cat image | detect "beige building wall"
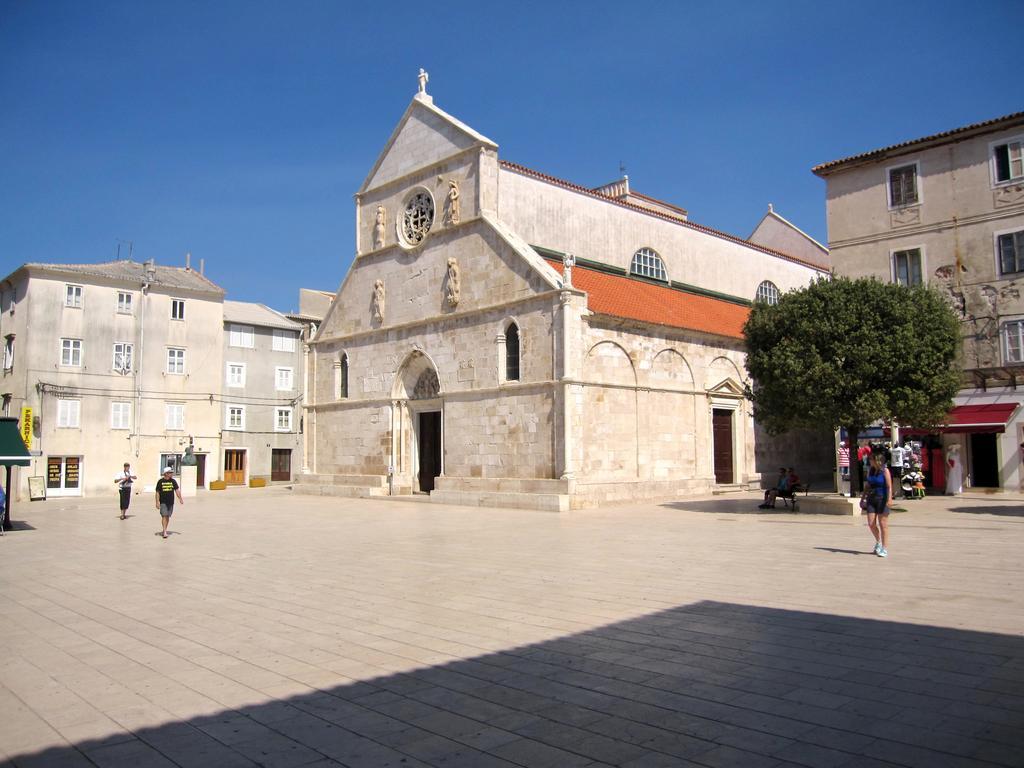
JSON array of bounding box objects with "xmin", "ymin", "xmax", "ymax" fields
[
  {"xmin": 497, "ymin": 167, "xmax": 821, "ymax": 304},
  {"xmin": 816, "ymin": 113, "xmax": 1024, "ymax": 490},
  {"xmin": 222, "ymin": 307, "xmax": 304, "ymax": 485},
  {"xmin": 748, "ymin": 206, "xmax": 831, "ymax": 270},
  {"xmin": 0, "ymin": 264, "xmax": 225, "ymax": 499}
]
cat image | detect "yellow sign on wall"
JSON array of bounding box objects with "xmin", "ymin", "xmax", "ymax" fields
[{"xmin": 20, "ymin": 406, "xmax": 32, "ymax": 450}]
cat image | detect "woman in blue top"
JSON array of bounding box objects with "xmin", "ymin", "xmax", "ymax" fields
[{"xmin": 862, "ymin": 450, "xmax": 893, "ymax": 557}]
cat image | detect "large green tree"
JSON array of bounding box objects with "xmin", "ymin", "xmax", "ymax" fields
[{"xmin": 743, "ymin": 276, "xmax": 961, "ymax": 492}]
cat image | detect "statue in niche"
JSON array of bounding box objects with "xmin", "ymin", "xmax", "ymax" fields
[
  {"xmin": 443, "ymin": 179, "xmax": 460, "ymax": 226},
  {"xmin": 372, "ymin": 279, "xmax": 385, "ymax": 324},
  {"xmin": 373, "ymin": 205, "xmax": 386, "ymax": 250},
  {"xmin": 562, "ymin": 252, "xmax": 576, "ymax": 288},
  {"xmin": 446, "ymin": 257, "xmax": 461, "ymax": 307}
]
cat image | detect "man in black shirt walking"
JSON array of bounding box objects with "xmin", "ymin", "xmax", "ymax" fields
[{"xmin": 155, "ymin": 466, "xmax": 184, "ymax": 539}]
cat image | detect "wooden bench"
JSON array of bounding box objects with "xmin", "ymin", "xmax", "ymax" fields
[{"xmin": 779, "ymin": 483, "xmax": 811, "ymax": 510}]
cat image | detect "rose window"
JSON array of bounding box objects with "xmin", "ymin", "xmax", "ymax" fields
[{"xmin": 402, "ymin": 191, "xmax": 434, "ymax": 246}]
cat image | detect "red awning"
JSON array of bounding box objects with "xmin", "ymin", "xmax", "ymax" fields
[
  {"xmin": 943, "ymin": 403, "xmax": 1018, "ymax": 433},
  {"xmin": 905, "ymin": 403, "xmax": 1019, "ymax": 435}
]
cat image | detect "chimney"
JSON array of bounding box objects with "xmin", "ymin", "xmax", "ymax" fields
[
  {"xmin": 145, "ymin": 259, "xmax": 156, "ymax": 281},
  {"xmin": 199, "ymin": 258, "xmax": 205, "ymax": 276},
  {"xmin": 185, "ymin": 251, "xmax": 192, "ymax": 271}
]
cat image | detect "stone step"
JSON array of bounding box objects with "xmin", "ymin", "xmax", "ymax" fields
[
  {"xmin": 433, "ymin": 476, "xmax": 569, "ymax": 494},
  {"xmin": 429, "ymin": 489, "xmax": 569, "ymax": 513},
  {"xmin": 291, "ymin": 484, "xmax": 388, "ymax": 498},
  {"xmin": 295, "ymin": 473, "xmax": 386, "ymax": 488}
]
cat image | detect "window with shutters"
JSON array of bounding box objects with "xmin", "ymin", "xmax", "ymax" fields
[
  {"xmin": 993, "ymin": 138, "xmax": 1024, "ymax": 184},
  {"xmin": 887, "ymin": 163, "xmax": 919, "ymax": 208}
]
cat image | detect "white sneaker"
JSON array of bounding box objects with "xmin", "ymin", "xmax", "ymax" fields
[
  {"xmin": 877, "ymin": 547, "xmax": 888, "ymax": 558},
  {"xmin": 873, "ymin": 542, "xmax": 881, "ymax": 555}
]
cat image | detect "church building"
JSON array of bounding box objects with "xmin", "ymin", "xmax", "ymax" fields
[{"xmin": 299, "ymin": 75, "xmax": 829, "ymax": 510}]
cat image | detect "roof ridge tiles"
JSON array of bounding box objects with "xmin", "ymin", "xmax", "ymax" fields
[{"xmin": 813, "ymin": 110, "xmax": 1024, "ymax": 174}]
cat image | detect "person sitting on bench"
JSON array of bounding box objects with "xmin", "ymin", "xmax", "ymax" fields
[{"xmin": 760, "ymin": 467, "xmax": 789, "ymax": 508}]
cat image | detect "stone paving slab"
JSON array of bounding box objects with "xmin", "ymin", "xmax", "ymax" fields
[{"xmin": 0, "ymin": 488, "xmax": 1022, "ymax": 767}]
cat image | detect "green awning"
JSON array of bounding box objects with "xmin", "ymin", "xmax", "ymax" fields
[{"xmin": 0, "ymin": 417, "xmax": 31, "ymax": 466}]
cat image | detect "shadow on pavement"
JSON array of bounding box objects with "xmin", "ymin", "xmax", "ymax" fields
[
  {"xmin": 950, "ymin": 504, "xmax": 1024, "ymax": 518},
  {"xmin": 659, "ymin": 499, "xmax": 792, "ymax": 515},
  {"xmin": 813, "ymin": 547, "xmax": 870, "ymax": 556},
  {"xmin": 8, "ymin": 601, "xmax": 1024, "ymax": 767}
]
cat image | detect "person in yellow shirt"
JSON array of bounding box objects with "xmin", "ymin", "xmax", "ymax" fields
[{"xmin": 154, "ymin": 466, "xmax": 184, "ymax": 539}]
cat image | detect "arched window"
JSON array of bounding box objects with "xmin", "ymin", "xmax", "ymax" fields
[
  {"xmin": 630, "ymin": 247, "xmax": 667, "ymax": 281},
  {"xmin": 755, "ymin": 280, "xmax": 780, "ymax": 305},
  {"xmin": 338, "ymin": 353, "xmax": 349, "ymax": 398},
  {"xmin": 505, "ymin": 323, "xmax": 520, "ymax": 381}
]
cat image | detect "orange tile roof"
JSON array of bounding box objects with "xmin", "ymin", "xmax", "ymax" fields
[{"xmin": 545, "ymin": 257, "xmax": 750, "ymax": 339}]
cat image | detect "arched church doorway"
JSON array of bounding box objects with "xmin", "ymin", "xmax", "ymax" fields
[{"xmin": 393, "ymin": 352, "xmax": 443, "ymax": 494}]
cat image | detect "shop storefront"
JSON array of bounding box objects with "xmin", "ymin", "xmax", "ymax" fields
[{"xmin": 46, "ymin": 455, "xmax": 82, "ymax": 497}]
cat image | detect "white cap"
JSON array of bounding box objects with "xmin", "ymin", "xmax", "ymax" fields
[{"xmin": 163, "ymin": 466, "xmax": 174, "ymax": 473}]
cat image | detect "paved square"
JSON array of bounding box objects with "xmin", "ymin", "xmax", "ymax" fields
[{"xmin": 1, "ymin": 489, "xmax": 1022, "ymax": 767}]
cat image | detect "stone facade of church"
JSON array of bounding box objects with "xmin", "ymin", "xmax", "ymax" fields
[{"xmin": 298, "ymin": 82, "xmax": 830, "ymax": 509}]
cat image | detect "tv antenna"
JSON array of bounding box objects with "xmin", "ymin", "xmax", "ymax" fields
[{"xmin": 116, "ymin": 239, "xmax": 134, "ymax": 260}]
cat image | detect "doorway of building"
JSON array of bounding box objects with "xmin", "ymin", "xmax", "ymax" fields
[
  {"xmin": 195, "ymin": 454, "xmax": 206, "ymax": 487},
  {"xmin": 969, "ymin": 433, "xmax": 999, "ymax": 487},
  {"xmin": 224, "ymin": 449, "xmax": 246, "ymax": 485},
  {"xmin": 271, "ymin": 449, "xmax": 292, "ymax": 481},
  {"xmin": 712, "ymin": 409, "xmax": 734, "ymax": 484},
  {"xmin": 417, "ymin": 411, "xmax": 442, "ymax": 492}
]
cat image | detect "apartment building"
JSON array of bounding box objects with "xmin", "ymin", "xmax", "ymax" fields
[
  {"xmin": 813, "ymin": 111, "xmax": 1024, "ymax": 490},
  {"xmin": 0, "ymin": 258, "xmax": 225, "ymax": 498},
  {"xmin": 221, "ymin": 301, "xmax": 304, "ymax": 484}
]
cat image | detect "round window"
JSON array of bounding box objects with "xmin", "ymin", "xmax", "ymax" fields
[{"xmin": 400, "ymin": 190, "xmax": 435, "ymax": 247}]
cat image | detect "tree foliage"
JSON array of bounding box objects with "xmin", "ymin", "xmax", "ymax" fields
[{"xmin": 743, "ymin": 277, "xmax": 961, "ymax": 438}]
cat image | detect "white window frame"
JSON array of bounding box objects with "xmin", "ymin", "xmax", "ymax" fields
[
  {"xmin": 57, "ymin": 399, "xmax": 80, "ymax": 428},
  {"xmin": 891, "ymin": 245, "xmax": 925, "ymax": 287},
  {"xmin": 275, "ymin": 407, "xmax": 293, "ymax": 432},
  {"xmin": 226, "ymin": 362, "xmax": 246, "ymax": 388},
  {"xmin": 61, "ymin": 338, "xmax": 83, "ymax": 367},
  {"xmin": 65, "ymin": 284, "xmax": 83, "ymax": 308},
  {"xmin": 885, "ymin": 161, "xmax": 921, "ymax": 209},
  {"xmin": 117, "ymin": 291, "xmax": 133, "ymax": 314},
  {"xmin": 275, "ymin": 366, "xmax": 294, "ymax": 391},
  {"xmin": 1004, "ymin": 317, "xmax": 1024, "ymax": 365},
  {"xmin": 994, "ymin": 226, "xmax": 1024, "ymax": 276},
  {"xmin": 166, "ymin": 347, "xmax": 185, "ymax": 375},
  {"xmin": 110, "ymin": 401, "xmax": 131, "ymax": 430},
  {"xmin": 165, "ymin": 402, "xmax": 184, "ymax": 430},
  {"xmin": 630, "ymin": 247, "xmax": 668, "ymax": 281},
  {"xmin": 112, "ymin": 342, "xmax": 133, "ymax": 374},
  {"xmin": 226, "ymin": 405, "xmax": 246, "ymax": 431},
  {"xmin": 3, "ymin": 334, "xmax": 13, "ymax": 371},
  {"xmin": 272, "ymin": 328, "xmax": 297, "ymax": 352},
  {"xmin": 755, "ymin": 281, "xmax": 780, "ymax": 304},
  {"xmin": 171, "ymin": 298, "xmax": 185, "ymax": 321},
  {"xmin": 990, "ymin": 135, "xmax": 1024, "ymax": 187},
  {"xmin": 229, "ymin": 323, "xmax": 255, "ymax": 348}
]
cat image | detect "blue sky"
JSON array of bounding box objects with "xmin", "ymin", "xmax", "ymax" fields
[{"xmin": 1, "ymin": 0, "xmax": 1020, "ymax": 311}]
